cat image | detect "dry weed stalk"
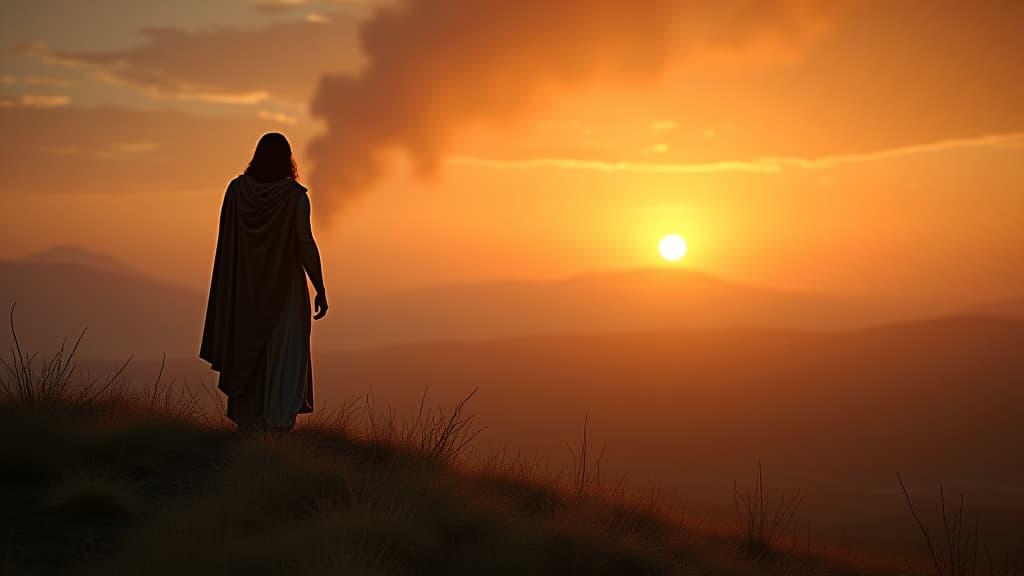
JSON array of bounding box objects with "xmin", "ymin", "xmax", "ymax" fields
[
  {"xmin": 362, "ymin": 387, "xmax": 484, "ymax": 464},
  {"xmin": 1, "ymin": 303, "xmax": 130, "ymax": 405},
  {"xmin": 733, "ymin": 461, "xmax": 803, "ymax": 560},
  {"xmin": 567, "ymin": 414, "xmax": 605, "ymax": 497},
  {"xmin": 897, "ymin": 473, "xmax": 980, "ymax": 576}
]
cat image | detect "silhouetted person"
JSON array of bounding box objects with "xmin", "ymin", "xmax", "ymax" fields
[{"xmin": 200, "ymin": 132, "xmax": 327, "ymax": 433}]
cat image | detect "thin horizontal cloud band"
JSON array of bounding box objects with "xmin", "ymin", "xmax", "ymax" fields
[{"xmin": 447, "ymin": 132, "xmax": 1024, "ymax": 175}]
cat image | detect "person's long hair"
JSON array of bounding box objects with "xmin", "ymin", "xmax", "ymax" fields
[{"xmin": 245, "ymin": 132, "xmax": 298, "ymax": 182}]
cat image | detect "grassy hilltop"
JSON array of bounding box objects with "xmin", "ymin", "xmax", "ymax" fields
[
  {"xmin": 0, "ymin": 401, "xmax": 895, "ymax": 576},
  {"xmin": 0, "ymin": 323, "xmax": 1001, "ymax": 576}
]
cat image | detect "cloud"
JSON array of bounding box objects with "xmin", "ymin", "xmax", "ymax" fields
[
  {"xmin": 649, "ymin": 120, "xmax": 677, "ymax": 134},
  {"xmin": 24, "ymin": 76, "xmax": 75, "ymax": 87},
  {"xmin": 447, "ymin": 155, "xmax": 780, "ymax": 175},
  {"xmin": 254, "ymin": 0, "xmax": 311, "ymax": 12},
  {"xmin": 760, "ymin": 132, "xmax": 1024, "ymax": 171},
  {"xmin": 446, "ymin": 132, "xmax": 1024, "ymax": 175},
  {"xmin": 0, "ymin": 94, "xmax": 71, "ymax": 108},
  {"xmin": 254, "ymin": 0, "xmax": 388, "ymax": 13},
  {"xmin": 307, "ymin": 0, "xmax": 844, "ymax": 222},
  {"xmin": 111, "ymin": 141, "xmax": 160, "ymax": 154},
  {"xmin": 0, "ymin": 106, "xmax": 314, "ymax": 196},
  {"xmin": 258, "ymin": 109, "xmax": 299, "ymax": 124},
  {"xmin": 22, "ymin": 16, "xmax": 367, "ymax": 104},
  {"xmin": 41, "ymin": 140, "xmax": 160, "ymax": 159}
]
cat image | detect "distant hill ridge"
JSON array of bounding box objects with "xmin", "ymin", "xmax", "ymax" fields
[
  {"xmin": 22, "ymin": 244, "xmax": 142, "ymax": 278},
  {"xmin": 2, "ymin": 245, "xmax": 1020, "ymax": 359}
]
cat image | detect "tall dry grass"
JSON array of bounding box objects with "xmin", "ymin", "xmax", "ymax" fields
[
  {"xmin": 1, "ymin": 304, "xmax": 130, "ymax": 405},
  {"xmin": 733, "ymin": 461, "xmax": 804, "ymax": 561}
]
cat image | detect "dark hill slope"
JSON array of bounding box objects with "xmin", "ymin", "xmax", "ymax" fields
[{"xmin": 0, "ymin": 400, "xmax": 893, "ymax": 576}]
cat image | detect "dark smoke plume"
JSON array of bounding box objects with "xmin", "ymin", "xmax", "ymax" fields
[{"xmin": 308, "ymin": 0, "xmax": 835, "ymax": 221}]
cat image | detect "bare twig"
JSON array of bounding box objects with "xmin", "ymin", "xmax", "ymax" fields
[{"xmin": 897, "ymin": 473, "xmax": 980, "ymax": 576}]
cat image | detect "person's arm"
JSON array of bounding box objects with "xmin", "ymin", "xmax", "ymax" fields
[{"xmin": 295, "ymin": 193, "xmax": 328, "ymax": 319}]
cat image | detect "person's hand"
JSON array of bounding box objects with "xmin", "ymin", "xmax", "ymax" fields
[{"xmin": 314, "ymin": 291, "xmax": 329, "ymax": 320}]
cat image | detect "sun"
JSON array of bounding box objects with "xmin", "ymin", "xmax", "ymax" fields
[{"xmin": 658, "ymin": 234, "xmax": 687, "ymax": 261}]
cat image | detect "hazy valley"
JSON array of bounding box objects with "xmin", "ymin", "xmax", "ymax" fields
[{"xmin": 4, "ymin": 247, "xmax": 1021, "ymax": 563}]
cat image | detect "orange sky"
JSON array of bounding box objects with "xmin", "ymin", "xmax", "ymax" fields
[{"xmin": 1, "ymin": 0, "xmax": 1022, "ymax": 301}]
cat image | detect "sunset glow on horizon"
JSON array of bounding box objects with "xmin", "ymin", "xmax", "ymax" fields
[{"xmin": 0, "ymin": 0, "xmax": 1021, "ymax": 303}]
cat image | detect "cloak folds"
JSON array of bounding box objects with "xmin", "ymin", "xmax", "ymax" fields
[{"xmin": 200, "ymin": 175, "xmax": 309, "ymax": 397}]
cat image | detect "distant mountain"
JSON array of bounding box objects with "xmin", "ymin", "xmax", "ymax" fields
[
  {"xmin": 318, "ymin": 267, "xmax": 953, "ymax": 349},
  {"xmin": 0, "ymin": 259, "xmax": 204, "ymax": 361},
  {"xmin": 0, "ymin": 247, "xmax": 1002, "ymax": 359},
  {"xmin": 976, "ymin": 299, "xmax": 1024, "ymax": 318},
  {"xmin": 22, "ymin": 244, "xmax": 141, "ymax": 278}
]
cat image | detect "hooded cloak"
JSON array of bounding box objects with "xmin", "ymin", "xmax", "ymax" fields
[{"xmin": 200, "ymin": 174, "xmax": 309, "ymax": 397}]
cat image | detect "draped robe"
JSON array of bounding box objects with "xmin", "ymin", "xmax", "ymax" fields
[{"xmin": 200, "ymin": 174, "xmax": 316, "ymax": 428}]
